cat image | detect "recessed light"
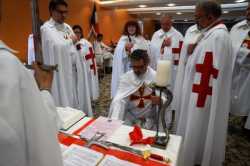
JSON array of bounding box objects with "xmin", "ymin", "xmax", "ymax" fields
[
  {"xmin": 235, "ymin": 0, "xmax": 246, "ymax": 3},
  {"xmin": 184, "ymin": 19, "xmax": 188, "ymax": 22},
  {"xmin": 156, "ymin": 12, "xmax": 161, "ymax": 15},
  {"xmin": 138, "ymin": 4, "xmax": 147, "ymax": 8},
  {"xmin": 167, "ymin": 3, "xmax": 176, "ymax": 7},
  {"xmin": 223, "ymin": 11, "xmax": 229, "ymax": 14},
  {"xmin": 176, "ymin": 12, "xmax": 182, "ymax": 15}
]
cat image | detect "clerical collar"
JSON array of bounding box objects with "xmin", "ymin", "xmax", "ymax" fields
[{"xmin": 200, "ymin": 19, "xmax": 223, "ymax": 34}]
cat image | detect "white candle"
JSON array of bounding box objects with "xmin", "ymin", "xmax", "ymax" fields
[{"xmin": 156, "ymin": 60, "xmax": 171, "ymax": 87}]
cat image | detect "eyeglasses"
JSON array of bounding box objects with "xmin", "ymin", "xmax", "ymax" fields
[{"xmin": 55, "ymin": 9, "xmax": 68, "ymax": 15}]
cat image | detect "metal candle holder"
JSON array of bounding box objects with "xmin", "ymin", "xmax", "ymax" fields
[{"xmin": 152, "ymin": 84, "xmax": 173, "ymax": 149}]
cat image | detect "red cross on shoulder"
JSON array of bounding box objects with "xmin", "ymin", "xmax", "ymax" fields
[
  {"xmin": 192, "ymin": 52, "xmax": 219, "ymax": 108},
  {"xmin": 85, "ymin": 47, "xmax": 97, "ymax": 75}
]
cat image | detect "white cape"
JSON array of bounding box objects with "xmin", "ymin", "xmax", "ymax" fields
[
  {"xmin": 41, "ymin": 18, "xmax": 92, "ymax": 116},
  {"xmin": 172, "ymin": 24, "xmax": 200, "ymax": 123},
  {"xmin": 111, "ymin": 35, "xmax": 150, "ymax": 98},
  {"xmin": 230, "ymin": 20, "xmax": 250, "ymax": 129},
  {"xmin": 109, "ymin": 67, "xmax": 156, "ymax": 120},
  {"xmin": 176, "ymin": 24, "xmax": 233, "ymax": 166},
  {"xmin": 77, "ymin": 38, "xmax": 99, "ymax": 101},
  {"xmin": 0, "ymin": 41, "xmax": 63, "ymax": 166}
]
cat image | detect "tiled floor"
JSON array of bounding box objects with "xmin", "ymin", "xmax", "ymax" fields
[{"xmin": 93, "ymin": 73, "xmax": 250, "ymax": 166}]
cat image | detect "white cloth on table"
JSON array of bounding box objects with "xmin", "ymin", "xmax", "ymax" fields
[
  {"xmin": 176, "ymin": 23, "xmax": 233, "ymax": 166},
  {"xmin": 111, "ymin": 35, "xmax": 150, "ymax": 98},
  {"xmin": 0, "ymin": 40, "xmax": 63, "ymax": 166},
  {"xmin": 230, "ymin": 20, "xmax": 250, "ymax": 129},
  {"xmin": 77, "ymin": 38, "xmax": 99, "ymax": 101},
  {"xmin": 150, "ymin": 27, "xmax": 183, "ymax": 91},
  {"xmin": 41, "ymin": 18, "xmax": 92, "ymax": 116}
]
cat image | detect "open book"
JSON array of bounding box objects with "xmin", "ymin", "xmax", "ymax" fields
[
  {"xmin": 57, "ymin": 107, "xmax": 86, "ymax": 130},
  {"xmin": 63, "ymin": 144, "xmax": 139, "ymax": 166}
]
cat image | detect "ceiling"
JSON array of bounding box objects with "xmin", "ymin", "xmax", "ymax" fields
[{"xmin": 98, "ymin": 0, "xmax": 248, "ymax": 22}]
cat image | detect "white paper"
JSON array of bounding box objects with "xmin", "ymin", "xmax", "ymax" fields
[
  {"xmin": 99, "ymin": 155, "xmax": 140, "ymax": 166},
  {"xmin": 63, "ymin": 144, "xmax": 103, "ymax": 166},
  {"xmin": 80, "ymin": 116, "xmax": 123, "ymax": 141},
  {"xmin": 57, "ymin": 107, "xmax": 86, "ymax": 130}
]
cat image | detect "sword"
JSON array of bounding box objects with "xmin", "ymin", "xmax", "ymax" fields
[
  {"xmin": 26, "ymin": 0, "xmax": 57, "ymax": 71},
  {"xmin": 98, "ymin": 140, "xmax": 171, "ymax": 163}
]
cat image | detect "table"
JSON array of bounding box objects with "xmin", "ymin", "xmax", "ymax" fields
[{"xmin": 59, "ymin": 117, "xmax": 182, "ymax": 166}]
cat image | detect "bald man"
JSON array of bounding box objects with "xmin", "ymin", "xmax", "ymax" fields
[{"xmin": 150, "ymin": 16, "xmax": 183, "ymax": 91}]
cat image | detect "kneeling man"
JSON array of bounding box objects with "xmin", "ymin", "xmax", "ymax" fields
[{"xmin": 109, "ymin": 49, "xmax": 160, "ymax": 130}]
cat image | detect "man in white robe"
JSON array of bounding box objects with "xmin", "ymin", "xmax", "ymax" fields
[
  {"xmin": 150, "ymin": 16, "xmax": 183, "ymax": 91},
  {"xmin": 73, "ymin": 25, "xmax": 99, "ymax": 101},
  {"xmin": 176, "ymin": 2, "xmax": 233, "ymax": 166},
  {"xmin": 109, "ymin": 49, "xmax": 160, "ymax": 130},
  {"xmin": 0, "ymin": 40, "xmax": 63, "ymax": 166},
  {"xmin": 93, "ymin": 33, "xmax": 113, "ymax": 68},
  {"xmin": 172, "ymin": 24, "xmax": 201, "ymax": 123},
  {"xmin": 111, "ymin": 21, "xmax": 150, "ymax": 98},
  {"xmin": 41, "ymin": 1, "xmax": 92, "ymax": 116},
  {"xmin": 230, "ymin": 4, "xmax": 250, "ymax": 130}
]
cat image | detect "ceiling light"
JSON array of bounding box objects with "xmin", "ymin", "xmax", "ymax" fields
[
  {"xmin": 167, "ymin": 3, "xmax": 176, "ymax": 7},
  {"xmin": 176, "ymin": 12, "xmax": 182, "ymax": 15},
  {"xmin": 184, "ymin": 19, "xmax": 188, "ymax": 22},
  {"xmin": 235, "ymin": 0, "xmax": 246, "ymax": 2},
  {"xmin": 156, "ymin": 12, "xmax": 161, "ymax": 15},
  {"xmin": 223, "ymin": 11, "xmax": 229, "ymax": 14},
  {"xmin": 138, "ymin": 4, "xmax": 147, "ymax": 8}
]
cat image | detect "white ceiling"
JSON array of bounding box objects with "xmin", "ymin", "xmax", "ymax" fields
[{"xmin": 98, "ymin": 0, "xmax": 248, "ymax": 21}]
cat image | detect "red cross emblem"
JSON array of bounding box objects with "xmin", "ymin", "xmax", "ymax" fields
[
  {"xmin": 242, "ymin": 39, "xmax": 250, "ymax": 49},
  {"xmin": 129, "ymin": 85, "xmax": 152, "ymax": 108},
  {"xmin": 85, "ymin": 47, "xmax": 97, "ymax": 75},
  {"xmin": 192, "ymin": 52, "xmax": 219, "ymax": 108},
  {"xmin": 172, "ymin": 41, "xmax": 183, "ymax": 65}
]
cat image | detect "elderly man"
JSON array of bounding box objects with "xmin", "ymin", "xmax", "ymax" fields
[
  {"xmin": 176, "ymin": 1, "xmax": 233, "ymax": 166},
  {"xmin": 41, "ymin": 0, "xmax": 92, "ymax": 116},
  {"xmin": 150, "ymin": 15, "xmax": 183, "ymax": 91},
  {"xmin": 230, "ymin": 3, "xmax": 250, "ymax": 132},
  {"xmin": 0, "ymin": 40, "xmax": 63, "ymax": 166},
  {"xmin": 109, "ymin": 49, "xmax": 160, "ymax": 130}
]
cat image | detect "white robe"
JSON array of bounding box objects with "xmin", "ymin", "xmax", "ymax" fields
[
  {"xmin": 230, "ymin": 20, "xmax": 250, "ymax": 129},
  {"xmin": 150, "ymin": 28, "xmax": 183, "ymax": 91},
  {"xmin": 27, "ymin": 34, "xmax": 35, "ymax": 65},
  {"xmin": 111, "ymin": 35, "xmax": 150, "ymax": 98},
  {"xmin": 41, "ymin": 18, "xmax": 92, "ymax": 116},
  {"xmin": 0, "ymin": 41, "xmax": 63, "ymax": 166},
  {"xmin": 109, "ymin": 67, "xmax": 156, "ymax": 129},
  {"xmin": 172, "ymin": 24, "xmax": 200, "ymax": 123},
  {"xmin": 93, "ymin": 40, "xmax": 113, "ymax": 67},
  {"xmin": 77, "ymin": 38, "xmax": 99, "ymax": 101},
  {"xmin": 176, "ymin": 24, "xmax": 233, "ymax": 166}
]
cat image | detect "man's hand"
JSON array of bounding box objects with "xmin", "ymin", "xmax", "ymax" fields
[
  {"xmin": 125, "ymin": 43, "xmax": 134, "ymax": 52},
  {"xmin": 151, "ymin": 96, "xmax": 161, "ymax": 105},
  {"xmin": 70, "ymin": 34, "xmax": 78, "ymax": 44},
  {"xmin": 32, "ymin": 62, "xmax": 54, "ymax": 91},
  {"xmin": 163, "ymin": 37, "xmax": 171, "ymax": 47}
]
